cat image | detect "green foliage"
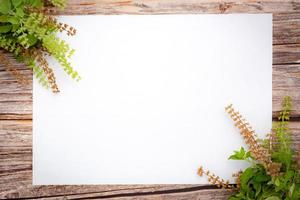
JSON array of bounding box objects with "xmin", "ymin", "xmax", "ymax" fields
[
  {"xmin": 229, "ymin": 97, "xmax": 300, "ymax": 200},
  {"xmin": 229, "ymin": 147, "xmax": 253, "ymax": 161},
  {"xmin": 0, "ymin": 0, "xmax": 12, "ymax": 15},
  {"xmin": 271, "ymin": 96, "xmax": 293, "ymax": 170},
  {"xmin": 0, "ymin": 0, "xmax": 79, "ymax": 92},
  {"xmin": 27, "ymin": 57, "xmax": 49, "ymax": 87},
  {"xmin": 50, "ymin": 0, "xmax": 67, "ymax": 8}
]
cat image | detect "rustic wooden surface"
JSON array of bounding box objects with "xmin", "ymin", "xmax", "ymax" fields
[{"xmin": 0, "ymin": 0, "xmax": 300, "ymax": 199}]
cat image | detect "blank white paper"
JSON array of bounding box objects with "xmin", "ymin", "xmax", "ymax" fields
[{"xmin": 33, "ymin": 14, "xmax": 272, "ymax": 184}]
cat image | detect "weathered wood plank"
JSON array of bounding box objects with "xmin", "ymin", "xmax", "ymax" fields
[
  {"xmin": 273, "ymin": 12, "xmax": 300, "ymax": 45},
  {"xmin": 0, "ymin": 120, "xmax": 299, "ymax": 199},
  {"xmin": 273, "ymin": 44, "xmax": 300, "ymax": 64},
  {"xmin": 55, "ymin": 1, "xmax": 300, "ymax": 45},
  {"xmin": 0, "ymin": 120, "xmax": 31, "ymax": 147},
  {"xmin": 55, "ymin": 0, "xmax": 300, "ymax": 15},
  {"xmin": 58, "ymin": 4, "xmax": 300, "ymax": 45},
  {"xmin": 2, "ymin": 185, "xmax": 233, "ymax": 200},
  {"xmin": 273, "ymin": 64, "xmax": 300, "ymax": 118}
]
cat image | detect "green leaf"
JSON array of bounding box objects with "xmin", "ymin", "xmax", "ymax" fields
[
  {"xmin": 0, "ymin": 0, "xmax": 11, "ymax": 14},
  {"xmin": 0, "ymin": 24, "xmax": 12, "ymax": 33},
  {"xmin": 8, "ymin": 16, "xmax": 18, "ymax": 24},
  {"xmin": 291, "ymin": 185, "xmax": 300, "ymax": 200},
  {"xmin": 11, "ymin": 0, "xmax": 23, "ymax": 8},
  {"xmin": 289, "ymin": 183, "xmax": 295, "ymax": 197},
  {"xmin": 27, "ymin": 0, "xmax": 42, "ymax": 8},
  {"xmin": 253, "ymin": 182, "xmax": 262, "ymax": 197},
  {"xmin": 229, "ymin": 147, "xmax": 252, "ymax": 161},
  {"xmin": 253, "ymin": 172, "xmax": 270, "ymax": 183},
  {"xmin": 15, "ymin": 7, "xmax": 24, "ymax": 17},
  {"xmin": 0, "ymin": 15, "xmax": 9, "ymax": 22},
  {"xmin": 240, "ymin": 168, "xmax": 254, "ymax": 191},
  {"xmin": 285, "ymin": 170, "xmax": 294, "ymax": 181},
  {"xmin": 228, "ymin": 197, "xmax": 239, "ymax": 200},
  {"xmin": 274, "ymin": 178, "xmax": 280, "ymax": 187},
  {"xmin": 265, "ymin": 196, "xmax": 281, "ymax": 200},
  {"xmin": 26, "ymin": 34, "xmax": 38, "ymax": 46},
  {"xmin": 0, "ymin": 15, "xmax": 18, "ymax": 24},
  {"xmin": 50, "ymin": 0, "xmax": 67, "ymax": 9},
  {"xmin": 11, "ymin": 23, "xmax": 19, "ymax": 31}
]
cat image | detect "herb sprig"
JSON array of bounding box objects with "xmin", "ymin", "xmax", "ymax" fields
[
  {"xmin": 198, "ymin": 96, "xmax": 300, "ymax": 200},
  {"xmin": 0, "ymin": 0, "xmax": 79, "ymax": 92}
]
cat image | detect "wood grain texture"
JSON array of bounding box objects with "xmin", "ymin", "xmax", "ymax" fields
[
  {"xmin": 0, "ymin": 0, "xmax": 299, "ymax": 199},
  {"xmin": 56, "ymin": 0, "xmax": 300, "ymax": 15}
]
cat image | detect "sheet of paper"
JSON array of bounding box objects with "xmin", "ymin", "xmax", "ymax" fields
[{"xmin": 33, "ymin": 14, "xmax": 272, "ymax": 184}]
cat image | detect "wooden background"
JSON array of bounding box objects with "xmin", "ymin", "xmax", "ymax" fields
[{"xmin": 1, "ymin": 0, "xmax": 300, "ymax": 199}]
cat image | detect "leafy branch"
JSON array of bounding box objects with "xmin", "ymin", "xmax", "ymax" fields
[
  {"xmin": 198, "ymin": 97, "xmax": 300, "ymax": 200},
  {"xmin": 0, "ymin": 0, "xmax": 79, "ymax": 92}
]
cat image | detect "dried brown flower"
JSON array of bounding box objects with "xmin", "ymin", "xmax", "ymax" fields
[
  {"xmin": 198, "ymin": 166, "xmax": 234, "ymax": 189},
  {"xmin": 265, "ymin": 131, "xmax": 277, "ymax": 153},
  {"xmin": 35, "ymin": 50, "xmax": 59, "ymax": 93},
  {"xmin": 58, "ymin": 22, "xmax": 77, "ymax": 36},
  {"xmin": 225, "ymin": 104, "xmax": 281, "ymax": 176}
]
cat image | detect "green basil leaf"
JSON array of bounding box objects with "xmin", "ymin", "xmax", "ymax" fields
[
  {"xmin": 0, "ymin": 24, "xmax": 12, "ymax": 33},
  {"xmin": 0, "ymin": 15, "xmax": 10, "ymax": 22},
  {"xmin": 274, "ymin": 178, "xmax": 280, "ymax": 187},
  {"xmin": 8, "ymin": 16, "xmax": 18, "ymax": 24},
  {"xmin": 240, "ymin": 168, "xmax": 254, "ymax": 191},
  {"xmin": 15, "ymin": 7, "xmax": 24, "ymax": 17},
  {"xmin": 27, "ymin": 34, "xmax": 38, "ymax": 46},
  {"xmin": 289, "ymin": 183, "xmax": 295, "ymax": 197},
  {"xmin": 265, "ymin": 196, "xmax": 281, "ymax": 200},
  {"xmin": 0, "ymin": 15, "xmax": 18, "ymax": 24},
  {"xmin": 11, "ymin": 23, "xmax": 19, "ymax": 31},
  {"xmin": 0, "ymin": 0, "xmax": 11, "ymax": 14},
  {"xmin": 11, "ymin": 0, "xmax": 23, "ymax": 8},
  {"xmin": 253, "ymin": 174, "xmax": 270, "ymax": 183},
  {"xmin": 253, "ymin": 182, "xmax": 262, "ymax": 197},
  {"xmin": 228, "ymin": 147, "xmax": 252, "ymax": 161},
  {"xmin": 27, "ymin": 0, "xmax": 43, "ymax": 8}
]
